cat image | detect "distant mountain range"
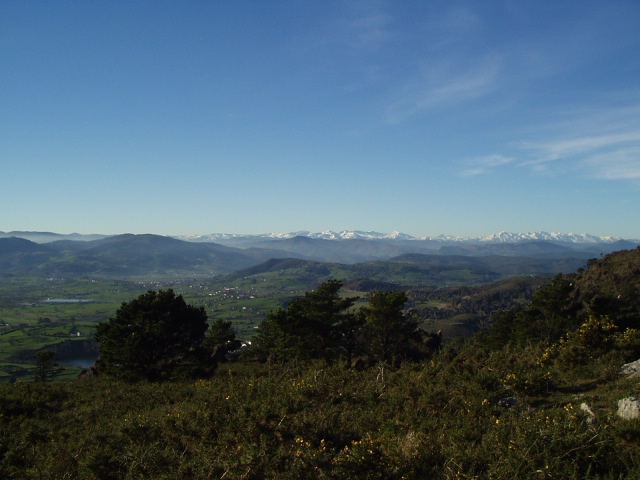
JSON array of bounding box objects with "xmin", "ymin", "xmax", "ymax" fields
[
  {"xmin": 0, "ymin": 230, "xmax": 638, "ymax": 279},
  {"xmin": 174, "ymin": 230, "xmax": 628, "ymax": 244},
  {"xmin": 1, "ymin": 230, "xmax": 635, "ymax": 245}
]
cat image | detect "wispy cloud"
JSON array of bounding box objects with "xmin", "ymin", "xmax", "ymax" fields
[
  {"xmin": 383, "ymin": 5, "xmax": 504, "ymax": 122},
  {"xmin": 519, "ymin": 103, "xmax": 640, "ymax": 181},
  {"xmin": 466, "ymin": 103, "xmax": 640, "ymax": 182},
  {"xmin": 322, "ymin": 0, "xmax": 394, "ymax": 54},
  {"xmin": 586, "ymin": 147, "xmax": 640, "ymax": 180},
  {"xmin": 521, "ymin": 131, "xmax": 640, "ymax": 164},
  {"xmin": 386, "ymin": 54, "xmax": 502, "ymax": 123},
  {"xmin": 342, "ymin": 2, "xmax": 393, "ymax": 52},
  {"xmin": 461, "ymin": 154, "xmax": 513, "ymax": 177}
]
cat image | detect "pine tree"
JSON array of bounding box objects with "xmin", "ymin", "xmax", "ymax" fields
[
  {"xmin": 33, "ymin": 350, "xmax": 64, "ymax": 383},
  {"xmin": 95, "ymin": 289, "xmax": 209, "ymax": 381}
]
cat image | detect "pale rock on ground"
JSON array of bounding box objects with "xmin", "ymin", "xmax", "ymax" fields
[{"xmin": 618, "ymin": 397, "xmax": 640, "ymax": 420}]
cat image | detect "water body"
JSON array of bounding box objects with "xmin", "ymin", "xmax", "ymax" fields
[
  {"xmin": 40, "ymin": 299, "xmax": 96, "ymax": 305},
  {"xmin": 59, "ymin": 357, "xmax": 98, "ymax": 369}
]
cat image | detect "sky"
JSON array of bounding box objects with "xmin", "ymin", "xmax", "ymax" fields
[{"xmin": 2, "ymin": 1, "xmax": 640, "ymax": 239}]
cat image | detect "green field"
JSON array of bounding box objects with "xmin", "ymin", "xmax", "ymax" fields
[
  {"xmin": 0, "ymin": 260, "xmax": 522, "ymax": 382},
  {"xmin": 0, "ymin": 277, "xmax": 151, "ymax": 382},
  {"xmin": 0, "ymin": 273, "xmax": 319, "ymax": 382}
]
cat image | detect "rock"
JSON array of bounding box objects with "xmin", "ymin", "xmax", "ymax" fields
[
  {"xmin": 618, "ymin": 397, "xmax": 640, "ymax": 420},
  {"xmin": 619, "ymin": 359, "xmax": 640, "ymax": 379},
  {"xmin": 78, "ymin": 356, "xmax": 103, "ymax": 379}
]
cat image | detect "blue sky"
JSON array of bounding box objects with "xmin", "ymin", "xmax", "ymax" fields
[{"xmin": 2, "ymin": 1, "xmax": 640, "ymax": 239}]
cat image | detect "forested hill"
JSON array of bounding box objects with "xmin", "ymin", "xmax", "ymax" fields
[
  {"xmin": 0, "ymin": 234, "xmax": 270, "ymax": 277},
  {"xmin": 551, "ymin": 247, "xmax": 640, "ymax": 326},
  {"xmin": 573, "ymin": 248, "xmax": 640, "ymax": 308},
  {"xmin": 481, "ymin": 247, "xmax": 640, "ymax": 348}
]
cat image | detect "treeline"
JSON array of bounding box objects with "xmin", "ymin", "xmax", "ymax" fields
[
  {"xmin": 248, "ymin": 280, "xmax": 441, "ymax": 366},
  {"xmin": 91, "ymin": 281, "xmax": 443, "ymax": 382}
]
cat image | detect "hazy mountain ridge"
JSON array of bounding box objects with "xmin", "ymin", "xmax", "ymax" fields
[
  {"xmin": 0, "ymin": 233, "xmax": 598, "ymax": 279},
  {"xmin": 1, "ymin": 230, "xmax": 637, "ymax": 279},
  {"xmin": 0, "ymin": 234, "xmax": 276, "ymax": 277},
  {"xmin": 176, "ymin": 230, "xmax": 627, "ymax": 244},
  {"xmin": 1, "ymin": 230, "xmax": 633, "ymax": 245}
]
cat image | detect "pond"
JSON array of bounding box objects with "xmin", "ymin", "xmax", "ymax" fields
[
  {"xmin": 40, "ymin": 299, "xmax": 96, "ymax": 305},
  {"xmin": 59, "ymin": 357, "xmax": 98, "ymax": 369}
]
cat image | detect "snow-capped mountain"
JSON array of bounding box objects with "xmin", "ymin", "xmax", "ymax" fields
[
  {"xmin": 473, "ymin": 232, "xmax": 620, "ymax": 244},
  {"xmin": 3, "ymin": 230, "xmax": 636, "ymax": 271},
  {"xmin": 174, "ymin": 230, "xmax": 624, "ymax": 244},
  {"xmin": 175, "ymin": 230, "xmax": 412, "ymax": 242},
  {"xmin": 1, "ymin": 230, "xmax": 631, "ymax": 245}
]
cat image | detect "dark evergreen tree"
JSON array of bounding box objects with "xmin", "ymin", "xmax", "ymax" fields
[
  {"xmin": 95, "ymin": 289, "xmax": 209, "ymax": 381},
  {"xmin": 249, "ymin": 280, "xmax": 358, "ymax": 363},
  {"xmin": 333, "ymin": 309, "xmax": 365, "ymax": 368},
  {"xmin": 247, "ymin": 307, "xmax": 298, "ymax": 363},
  {"xmin": 480, "ymin": 306, "xmax": 524, "ymax": 349},
  {"xmin": 33, "ymin": 350, "xmax": 64, "ymax": 383},
  {"xmin": 359, "ymin": 290, "xmax": 420, "ymax": 365},
  {"xmin": 481, "ymin": 275, "xmax": 582, "ymax": 348},
  {"xmin": 203, "ymin": 319, "xmax": 242, "ymax": 363}
]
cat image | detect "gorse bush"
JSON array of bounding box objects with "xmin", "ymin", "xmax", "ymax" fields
[{"xmin": 539, "ymin": 315, "xmax": 640, "ymax": 368}]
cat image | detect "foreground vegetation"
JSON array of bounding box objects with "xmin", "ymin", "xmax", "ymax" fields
[{"xmin": 2, "ymin": 340, "xmax": 640, "ymax": 479}]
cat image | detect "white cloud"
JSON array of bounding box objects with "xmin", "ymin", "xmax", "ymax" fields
[
  {"xmin": 386, "ymin": 54, "xmax": 502, "ymax": 122},
  {"xmin": 521, "ymin": 131, "xmax": 640, "ymax": 164},
  {"xmin": 476, "ymin": 103, "xmax": 640, "ymax": 183},
  {"xmin": 461, "ymin": 154, "xmax": 513, "ymax": 176},
  {"xmin": 323, "ymin": 0, "xmax": 394, "ymax": 54},
  {"xmin": 585, "ymin": 147, "xmax": 640, "ymax": 180}
]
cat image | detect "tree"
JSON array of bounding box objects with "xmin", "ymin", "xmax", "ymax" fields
[
  {"xmin": 359, "ymin": 290, "xmax": 420, "ymax": 365},
  {"xmin": 95, "ymin": 289, "xmax": 209, "ymax": 381},
  {"xmin": 33, "ymin": 350, "xmax": 64, "ymax": 383},
  {"xmin": 333, "ymin": 310, "xmax": 365, "ymax": 368},
  {"xmin": 247, "ymin": 307, "xmax": 300, "ymax": 363},
  {"xmin": 480, "ymin": 275, "xmax": 582, "ymax": 349},
  {"xmin": 249, "ymin": 280, "xmax": 358, "ymax": 364},
  {"xmin": 287, "ymin": 279, "xmax": 358, "ymax": 361},
  {"xmin": 203, "ymin": 319, "xmax": 242, "ymax": 363}
]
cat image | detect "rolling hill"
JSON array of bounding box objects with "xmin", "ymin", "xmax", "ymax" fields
[
  {"xmin": 0, "ymin": 232, "xmax": 598, "ymax": 280},
  {"xmin": 0, "ymin": 234, "xmax": 272, "ymax": 277}
]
